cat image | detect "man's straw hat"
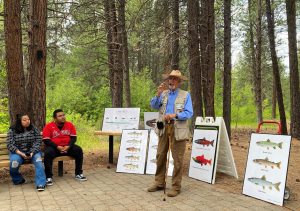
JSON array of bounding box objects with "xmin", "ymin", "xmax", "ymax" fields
[{"xmin": 162, "ymin": 70, "xmax": 187, "ymax": 81}]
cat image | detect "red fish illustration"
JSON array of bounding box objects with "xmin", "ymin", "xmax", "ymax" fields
[
  {"xmin": 192, "ymin": 155, "xmax": 212, "ymax": 166},
  {"xmin": 194, "ymin": 138, "xmax": 214, "ymax": 147}
]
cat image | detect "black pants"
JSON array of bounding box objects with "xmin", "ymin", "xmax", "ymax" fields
[{"xmin": 44, "ymin": 145, "xmax": 84, "ymax": 178}]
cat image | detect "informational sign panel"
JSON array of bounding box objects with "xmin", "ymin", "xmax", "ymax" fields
[
  {"xmin": 188, "ymin": 125, "xmax": 219, "ymax": 183},
  {"xmin": 189, "ymin": 117, "xmax": 238, "ymax": 184},
  {"xmin": 116, "ymin": 130, "xmax": 148, "ymax": 174},
  {"xmin": 102, "ymin": 108, "xmax": 140, "ymax": 132},
  {"xmin": 144, "ymin": 112, "xmax": 159, "ymax": 130},
  {"xmin": 242, "ymin": 133, "xmax": 291, "ymax": 206},
  {"xmin": 146, "ymin": 130, "xmax": 174, "ymax": 176}
]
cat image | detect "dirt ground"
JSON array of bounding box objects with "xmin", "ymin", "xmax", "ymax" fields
[{"xmin": 1, "ymin": 129, "xmax": 299, "ymax": 209}]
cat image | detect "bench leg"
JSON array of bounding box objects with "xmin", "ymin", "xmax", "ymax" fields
[
  {"xmin": 109, "ymin": 135, "xmax": 114, "ymax": 164},
  {"xmin": 58, "ymin": 161, "xmax": 63, "ymax": 177}
]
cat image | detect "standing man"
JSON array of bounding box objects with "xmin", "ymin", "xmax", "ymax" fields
[
  {"xmin": 43, "ymin": 109, "xmax": 87, "ymax": 186},
  {"xmin": 148, "ymin": 70, "xmax": 193, "ymax": 197}
]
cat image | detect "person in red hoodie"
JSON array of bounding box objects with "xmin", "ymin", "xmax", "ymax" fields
[{"xmin": 43, "ymin": 109, "xmax": 87, "ymax": 186}]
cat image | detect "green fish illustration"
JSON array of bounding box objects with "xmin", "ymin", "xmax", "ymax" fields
[
  {"xmin": 128, "ymin": 131, "xmax": 143, "ymax": 136},
  {"xmin": 256, "ymin": 139, "xmax": 283, "ymax": 149},
  {"xmin": 253, "ymin": 157, "xmax": 281, "ymax": 169},
  {"xmin": 152, "ymin": 145, "xmax": 158, "ymax": 149},
  {"xmin": 125, "ymin": 155, "xmax": 140, "ymax": 161},
  {"xmin": 123, "ymin": 163, "xmax": 139, "ymax": 169},
  {"xmin": 248, "ymin": 175, "xmax": 281, "ymax": 191},
  {"xmin": 126, "ymin": 139, "xmax": 142, "ymax": 144}
]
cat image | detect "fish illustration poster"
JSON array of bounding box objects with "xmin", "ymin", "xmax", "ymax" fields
[
  {"xmin": 188, "ymin": 125, "xmax": 219, "ymax": 183},
  {"xmin": 145, "ymin": 130, "xmax": 174, "ymax": 176},
  {"xmin": 116, "ymin": 130, "xmax": 148, "ymax": 174},
  {"xmin": 144, "ymin": 112, "xmax": 159, "ymax": 130},
  {"xmin": 102, "ymin": 108, "xmax": 140, "ymax": 132},
  {"xmin": 242, "ymin": 133, "xmax": 291, "ymax": 206}
]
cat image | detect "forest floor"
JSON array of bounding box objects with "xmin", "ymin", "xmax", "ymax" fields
[{"xmin": 0, "ymin": 129, "xmax": 299, "ymax": 209}]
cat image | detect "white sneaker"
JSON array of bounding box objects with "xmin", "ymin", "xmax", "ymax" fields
[
  {"xmin": 46, "ymin": 178, "xmax": 53, "ymax": 186},
  {"xmin": 75, "ymin": 174, "xmax": 87, "ymax": 181}
]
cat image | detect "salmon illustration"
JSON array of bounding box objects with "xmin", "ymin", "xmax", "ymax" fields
[
  {"xmin": 192, "ymin": 155, "xmax": 212, "ymax": 166},
  {"xmin": 126, "ymin": 147, "xmax": 140, "ymax": 152},
  {"xmin": 125, "ymin": 155, "xmax": 140, "ymax": 161},
  {"xmin": 256, "ymin": 139, "xmax": 283, "ymax": 149},
  {"xmin": 146, "ymin": 119, "xmax": 157, "ymax": 128},
  {"xmin": 126, "ymin": 139, "xmax": 142, "ymax": 144},
  {"xmin": 194, "ymin": 138, "xmax": 214, "ymax": 147},
  {"xmin": 123, "ymin": 163, "xmax": 139, "ymax": 169},
  {"xmin": 253, "ymin": 157, "xmax": 281, "ymax": 169},
  {"xmin": 248, "ymin": 175, "xmax": 281, "ymax": 191}
]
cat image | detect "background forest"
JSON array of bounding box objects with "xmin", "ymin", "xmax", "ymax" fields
[{"xmin": 0, "ymin": 0, "xmax": 299, "ymax": 142}]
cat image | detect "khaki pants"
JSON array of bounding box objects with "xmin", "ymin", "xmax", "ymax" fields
[{"xmin": 155, "ymin": 124, "xmax": 186, "ymax": 191}]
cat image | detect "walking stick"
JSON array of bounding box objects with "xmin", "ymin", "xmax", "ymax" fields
[{"xmin": 163, "ymin": 133, "xmax": 171, "ymax": 201}]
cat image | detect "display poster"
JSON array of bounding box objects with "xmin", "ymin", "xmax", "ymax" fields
[
  {"xmin": 242, "ymin": 133, "xmax": 291, "ymax": 206},
  {"xmin": 146, "ymin": 130, "xmax": 174, "ymax": 176},
  {"xmin": 116, "ymin": 130, "xmax": 148, "ymax": 174},
  {"xmin": 188, "ymin": 125, "xmax": 219, "ymax": 183},
  {"xmin": 102, "ymin": 108, "xmax": 140, "ymax": 132},
  {"xmin": 144, "ymin": 112, "xmax": 159, "ymax": 130}
]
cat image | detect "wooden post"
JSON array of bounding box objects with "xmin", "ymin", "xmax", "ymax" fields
[
  {"xmin": 109, "ymin": 135, "xmax": 114, "ymax": 164},
  {"xmin": 58, "ymin": 161, "xmax": 63, "ymax": 177}
]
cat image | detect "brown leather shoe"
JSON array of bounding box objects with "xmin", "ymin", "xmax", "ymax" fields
[
  {"xmin": 167, "ymin": 189, "xmax": 180, "ymax": 197},
  {"xmin": 147, "ymin": 184, "xmax": 164, "ymax": 192}
]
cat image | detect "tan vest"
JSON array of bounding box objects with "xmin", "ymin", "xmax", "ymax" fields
[{"xmin": 155, "ymin": 89, "xmax": 190, "ymax": 141}]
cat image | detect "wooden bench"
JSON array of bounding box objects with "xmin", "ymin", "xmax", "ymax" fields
[
  {"xmin": 94, "ymin": 131, "xmax": 121, "ymax": 164},
  {"xmin": 0, "ymin": 133, "xmax": 74, "ymax": 177}
]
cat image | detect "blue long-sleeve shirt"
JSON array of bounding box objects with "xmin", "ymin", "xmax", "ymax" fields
[{"xmin": 150, "ymin": 89, "xmax": 193, "ymax": 120}]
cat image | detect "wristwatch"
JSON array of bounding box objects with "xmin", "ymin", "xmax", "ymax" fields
[{"xmin": 175, "ymin": 114, "xmax": 178, "ymax": 119}]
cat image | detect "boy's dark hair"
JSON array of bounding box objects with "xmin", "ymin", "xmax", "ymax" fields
[
  {"xmin": 11, "ymin": 114, "xmax": 33, "ymax": 134},
  {"xmin": 53, "ymin": 109, "xmax": 64, "ymax": 118}
]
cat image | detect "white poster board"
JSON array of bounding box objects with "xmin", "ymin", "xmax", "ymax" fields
[
  {"xmin": 189, "ymin": 117, "xmax": 238, "ymax": 184},
  {"xmin": 102, "ymin": 108, "xmax": 140, "ymax": 132},
  {"xmin": 116, "ymin": 130, "xmax": 148, "ymax": 174},
  {"xmin": 146, "ymin": 130, "xmax": 174, "ymax": 176},
  {"xmin": 188, "ymin": 125, "xmax": 219, "ymax": 183},
  {"xmin": 144, "ymin": 112, "xmax": 159, "ymax": 130},
  {"xmin": 242, "ymin": 133, "xmax": 291, "ymax": 206}
]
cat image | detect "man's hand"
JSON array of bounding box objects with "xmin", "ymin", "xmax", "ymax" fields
[
  {"xmin": 57, "ymin": 146, "xmax": 64, "ymax": 153},
  {"xmin": 164, "ymin": 114, "xmax": 176, "ymax": 122},
  {"xmin": 156, "ymin": 82, "xmax": 167, "ymax": 97},
  {"xmin": 61, "ymin": 146, "xmax": 70, "ymax": 153}
]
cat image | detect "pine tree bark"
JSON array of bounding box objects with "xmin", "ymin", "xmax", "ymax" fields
[
  {"xmin": 4, "ymin": 0, "xmax": 27, "ymax": 125},
  {"xmin": 223, "ymin": 0, "xmax": 232, "ymax": 138},
  {"xmin": 265, "ymin": 0, "xmax": 288, "ymax": 134},
  {"xmin": 104, "ymin": 0, "xmax": 123, "ymax": 108},
  {"xmin": 118, "ymin": 0, "xmax": 131, "ymax": 107},
  {"xmin": 200, "ymin": 0, "xmax": 215, "ymax": 117},
  {"xmin": 248, "ymin": 0, "xmax": 263, "ymax": 123},
  {"xmin": 171, "ymin": 0, "xmax": 180, "ymax": 70},
  {"xmin": 286, "ymin": 0, "xmax": 300, "ymax": 137},
  {"xmin": 163, "ymin": 12, "xmax": 172, "ymax": 70},
  {"xmin": 272, "ymin": 78, "xmax": 276, "ymax": 119},
  {"xmin": 187, "ymin": 0, "xmax": 203, "ymax": 121},
  {"xmin": 27, "ymin": 0, "xmax": 47, "ymax": 130}
]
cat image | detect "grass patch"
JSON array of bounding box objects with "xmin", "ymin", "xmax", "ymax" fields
[{"xmin": 75, "ymin": 126, "xmax": 121, "ymax": 152}]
